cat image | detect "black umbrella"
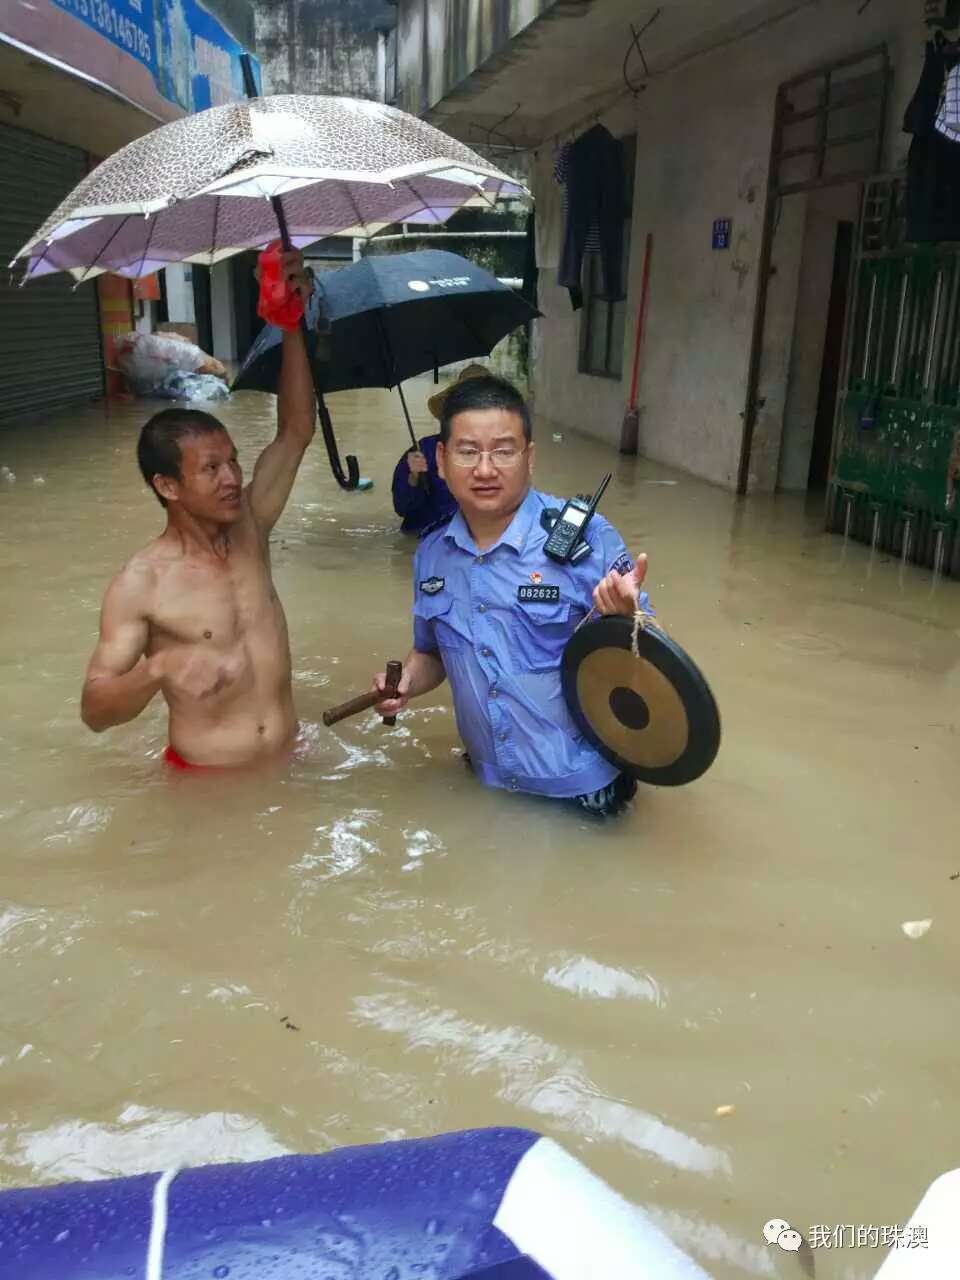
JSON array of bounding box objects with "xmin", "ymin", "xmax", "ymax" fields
[{"xmin": 233, "ymin": 248, "xmax": 540, "ymax": 455}]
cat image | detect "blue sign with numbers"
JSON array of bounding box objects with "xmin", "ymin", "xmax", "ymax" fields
[
  {"xmin": 51, "ymin": 0, "xmax": 258, "ymax": 113},
  {"xmin": 53, "ymin": 0, "xmax": 154, "ymax": 71},
  {"xmin": 712, "ymin": 218, "xmax": 732, "ymax": 250}
]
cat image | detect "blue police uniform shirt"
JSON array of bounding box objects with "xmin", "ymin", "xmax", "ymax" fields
[{"xmin": 411, "ymin": 487, "xmax": 654, "ymax": 799}]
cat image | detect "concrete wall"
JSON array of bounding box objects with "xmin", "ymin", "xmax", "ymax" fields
[
  {"xmin": 254, "ymin": 0, "xmax": 395, "ymax": 98},
  {"xmin": 205, "ymin": 0, "xmax": 257, "ymax": 48},
  {"xmin": 526, "ymin": 0, "xmax": 925, "ymax": 491},
  {"xmin": 395, "ymin": 0, "xmax": 558, "ymax": 115}
]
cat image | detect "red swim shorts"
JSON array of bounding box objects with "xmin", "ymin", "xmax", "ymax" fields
[{"xmin": 164, "ymin": 745, "xmax": 207, "ymax": 771}]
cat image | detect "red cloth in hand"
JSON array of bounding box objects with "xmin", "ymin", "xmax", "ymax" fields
[{"xmin": 256, "ymin": 240, "xmax": 304, "ymax": 331}]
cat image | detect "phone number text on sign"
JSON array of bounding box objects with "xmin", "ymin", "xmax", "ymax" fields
[{"xmin": 54, "ymin": 0, "xmax": 153, "ymax": 67}]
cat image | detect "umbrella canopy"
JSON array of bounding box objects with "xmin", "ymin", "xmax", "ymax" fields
[
  {"xmin": 233, "ymin": 250, "xmax": 539, "ymax": 397},
  {"xmin": 10, "ymin": 96, "xmax": 522, "ymax": 283}
]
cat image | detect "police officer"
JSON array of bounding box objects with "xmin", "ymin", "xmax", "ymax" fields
[{"xmin": 373, "ymin": 375, "xmax": 652, "ymax": 817}]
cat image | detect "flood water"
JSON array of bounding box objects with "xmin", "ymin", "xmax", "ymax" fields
[{"xmin": 0, "ymin": 377, "xmax": 958, "ymax": 1279}]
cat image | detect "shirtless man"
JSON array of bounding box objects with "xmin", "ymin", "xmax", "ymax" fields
[{"xmin": 81, "ymin": 252, "xmax": 314, "ymax": 768}]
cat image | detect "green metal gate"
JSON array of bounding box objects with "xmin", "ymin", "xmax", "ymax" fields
[{"xmin": 829, "ymin": 176, "xmax": 960, "ymax": 575}]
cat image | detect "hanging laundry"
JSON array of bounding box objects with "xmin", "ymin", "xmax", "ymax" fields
[
  {"xmin": 555, "ymin": 142, "xmax": 602, "ymax": 253},
  {"xmin": 936, "ymin": 61, "xmax": 960, "ymax": 139},
  {"xmin": 557, "ymin": 124, "xmax": 627, "ymax": 312},
  {"xmin": 903, "ymin": 41, "xmax": 960, "ymax": 242}
]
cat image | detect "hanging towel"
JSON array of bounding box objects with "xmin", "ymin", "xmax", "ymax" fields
[
  {"xmin": 935, "ymin": 60, "xmax": 960, "ymax": 139},
  {"xmin": 904, "ymin": 41, "xmax": 960, "ymax": 242},
  {"xmin": 557, "ymin": 124, "xmax": 626, "ymax": 312}
]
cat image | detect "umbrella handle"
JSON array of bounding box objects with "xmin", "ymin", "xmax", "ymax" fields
[
  {"xmin": 275, "ymin": 202, "xmax": 361, "ymax": 492},
  {"xmin": 396, "ymin": 381, "xmax": 430, "ymax": 496},
  {"xmin": 241, "ymin": 53, "xmax": 361, "ymax": 492},
  {"xmin": 317, "ymin": 394, "xmax": 361, "ymax": 490}
]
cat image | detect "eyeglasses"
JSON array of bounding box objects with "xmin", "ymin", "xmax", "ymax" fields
[{"xmin": 447, "ymin": 445, "xmax": 529, "ymax": 469}]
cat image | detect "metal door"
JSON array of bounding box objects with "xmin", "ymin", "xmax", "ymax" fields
[
  {"xmin": 828, "ymin": 176, "xmax": 960, "ymax": 576},
  {"xmin": 0, "ymin": 124, "xmax": 103, "ymax": 424}
]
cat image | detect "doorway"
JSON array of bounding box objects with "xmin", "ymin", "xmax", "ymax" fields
[
  {"xmin": 232, "ymin": 250, "xmax": 265, "ymax": 360},
  {"xmin": 808, "ymin": 219, "xmax": 854, "ymax": 489},
  {"xmin": 192, "ymin": 266, "xmax": 213, "ymax": 355},
  {"xmin": 776, "ymin": 188, "xmax": 859, "ymax": 493},
  {"xmin": 737, "ymin": 45, "xmax": 890, "ymax": 494}
]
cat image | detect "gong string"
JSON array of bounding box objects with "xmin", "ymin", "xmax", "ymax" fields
[{"xmin": 575, "ymin": 603, "xmax": 660, "ymax": 658}]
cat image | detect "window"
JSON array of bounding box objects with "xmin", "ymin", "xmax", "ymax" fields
[{"xmin": 579, "ymin": 135, "xmax": 636, "ymax": 379}]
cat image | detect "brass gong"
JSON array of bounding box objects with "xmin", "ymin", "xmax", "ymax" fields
[{"xmin": 561, "ymin": 616, "xmax": 721, "ymax": 786}]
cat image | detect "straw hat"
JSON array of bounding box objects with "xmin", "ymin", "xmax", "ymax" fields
[{"xmin": 427, "ymin": 363, "xmax": 490, "ymax": 421}]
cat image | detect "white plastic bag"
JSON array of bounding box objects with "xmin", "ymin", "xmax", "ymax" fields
[{"xmin": 115, "ymin": 331, "xmax": 226, "ymax": 396}]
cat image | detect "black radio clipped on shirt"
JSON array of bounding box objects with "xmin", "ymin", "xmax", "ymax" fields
[{"xmin": 542, "ymin": 472, "xmax": 612, "ymax": 565}]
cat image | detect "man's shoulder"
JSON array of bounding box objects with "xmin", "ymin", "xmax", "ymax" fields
[
  {"xmin": 120, "ymin": 539, "xmax": 164, "ymax": 577},
  {"xmin": 529, "ymin": 487, "xmax": 560, "ymax": 509},
  {"xmin": 525, "ymin": 488, "xmax": 560, "ymax": 536},
  {"xmin": 116, "ymin": 525, "xmax": 219, "ymax": 584},
  {"xmin": 528, "ymin": 489, "xmax": 624, "ymax": 545},
  {"xmin": 585, "ymin": 509, "xmax": 625, "ymax": 543},
  {"xmin": 581, "ymin": 510, "xmax": 630, "ymax": 569},
  {"xmin": 103, "ymin": 543, "xmax": 162, "ymax": 610},
  {"xmin": 529, "ymin": 487, "xmax": 616, "ymax": 526},
  {"xmin": 416, "ymin": 511, "xmax": 457, "ymax": 552},
  {"xmin": 526, "ymin": 490, "xmax": 630, "ymax": 580}
]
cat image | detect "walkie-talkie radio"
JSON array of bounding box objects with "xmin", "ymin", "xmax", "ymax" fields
[{"xmin": 543, "ymin": 472, "xmax": 612, "ymax": 564}]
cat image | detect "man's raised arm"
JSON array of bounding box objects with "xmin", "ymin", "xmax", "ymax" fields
[{"xmin": 249, "ymin": 253, "xmax": 316, "ymax": 532}]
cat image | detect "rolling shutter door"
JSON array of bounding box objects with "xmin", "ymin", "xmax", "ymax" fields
[{"xmin": 0, "ymin": 123, "xmax": 103, "ymax": 424}]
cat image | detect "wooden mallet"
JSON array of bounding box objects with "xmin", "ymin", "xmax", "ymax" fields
[{"xmin": 322, "ymin": 660, "xmax": 403, "ymax": 728}]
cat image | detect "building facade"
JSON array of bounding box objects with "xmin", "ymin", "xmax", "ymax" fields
[
  {"xmin": 254, "ymin": 0, "xmax": 397, "ymax": 102},
  {"xmin": 0, "ymin": 0, "xmax": 258, "ymax": 422},
  {"xmin": 392, "ymin": 0, "xmax": 959, "ymax": 572}
]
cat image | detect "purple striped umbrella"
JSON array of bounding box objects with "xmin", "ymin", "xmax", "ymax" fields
[{"xmin": 10, "ymin": 95, "xmax": 522, "ymax": 284}]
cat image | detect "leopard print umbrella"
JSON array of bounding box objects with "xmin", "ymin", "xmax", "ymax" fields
[{"xmin": 10, "ymin": 95, "xmax": 523, "ymax": 282}]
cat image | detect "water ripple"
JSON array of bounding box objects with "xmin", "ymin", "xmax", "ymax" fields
[
  {"xmin": 5, "ymin": 1105, "xmax": 289, "ymax": 1183},
  {"xmin": 517, "ymin": 1075, "xmax": 730, "ymax": 1177},
  {"xmin": 38, "ymin": 802, "xmax": 113, "ymax": 848},
  {"xmin": 401, "ymin": 827, "xmax": 446, "ymax": 872},
  {"xmin": 295, "ymin": 809, "xmax": 384, "ymax": 880},
  {"xmin": 0, "ymin": 905, "xmax": 47, "ymax": 949},
  {"xmin": 543, "ymin": 955, "xmax": 665, "ymax": 1005},
  {"xmin": 352, "ymin": 993, "xmax": 729, "ymax": 1177},
  {"xmin": 648, "ymin": 1207, "xmax": 778, "ymax": 1276}
]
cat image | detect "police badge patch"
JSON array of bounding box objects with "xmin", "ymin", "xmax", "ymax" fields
[
  {"xmin": 420, "ymin": 576, "xmax": 445, "ymax": 595},
  {"xmin": 518, "ymin": 584, "xmax": 561, "ymax": 603}
]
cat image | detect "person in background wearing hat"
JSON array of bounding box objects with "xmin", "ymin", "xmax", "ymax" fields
[
  {"xmin": 390, "ymin": 364, "xmax": 488, "ymax": 535},
  {"xmin": 373, "ymin": 373, "xmax": 652, "ymax": 818}
]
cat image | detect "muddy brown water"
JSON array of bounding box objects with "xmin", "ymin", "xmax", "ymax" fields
[{"xmin": 0, "ymin": 379, "xmax": 958, "ymax": 1278}]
